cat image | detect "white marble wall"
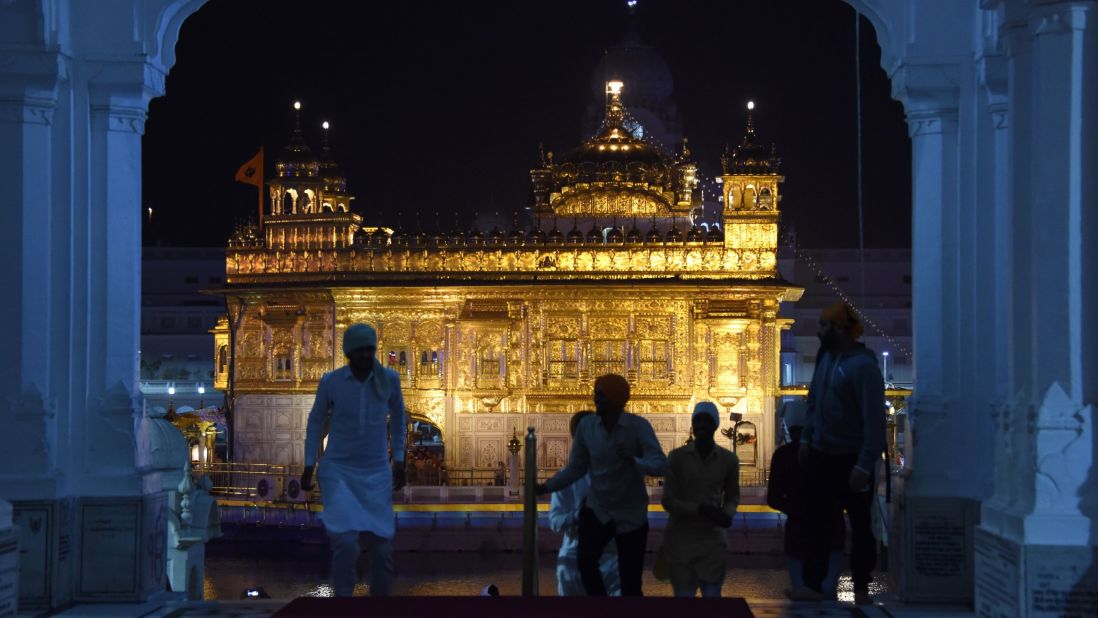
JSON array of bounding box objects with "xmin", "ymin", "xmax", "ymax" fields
[
  {"xmin": 233, "ymin": 394, "xmax": 314, "ymax": 467},
  {"xmin": 0, "ymin": 0, "xmax": 206, "ymax": 612}
]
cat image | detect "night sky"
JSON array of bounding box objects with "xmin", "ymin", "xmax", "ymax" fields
[{"xmin": 142, "ymin": 0, "xmax": 911, "ymax": 249}]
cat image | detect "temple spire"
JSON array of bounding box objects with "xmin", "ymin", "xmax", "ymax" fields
[
  {"xmin": 605, "ymin": 80, "xmax": 626, "ymax": 128},
  {"xmin": 744, "ymin": 100, "xmax": 756, "ymax": 143}
]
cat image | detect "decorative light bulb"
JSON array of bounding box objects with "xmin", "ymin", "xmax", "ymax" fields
[
  {"xmin": 747, "ymin": 101, "xmax": 755, "ymax": 110},
  {"xmin": 322, "ymin": 121, "xmax": 330, "ymax": 130},
  {"xmin": 293, "ymin": 101, "xmax": 302, "ymax": 111}
]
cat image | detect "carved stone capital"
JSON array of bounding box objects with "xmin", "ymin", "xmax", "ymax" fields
[
  {"xmin": 91, "ymin": 104, "xmax": 147, "ymax": 134},
  {"xmin": 0, "ymin": 49, "xmax": 68, "ymax": 99},
  {"xmin": 0, "ymin": 96, "xmax": 54, "ymax": 125},
  {"xmin": 1030, "ymin": 2, "xmax": 1092, "ymax": 38},
  {"xmin": 890, "ymin": 62, "xmax": 962, "ymax": 137},
  {"xmin": 906, "ymin": 108, "xmax": 960, "ymax": 138},
  {"xmin": 86, "ymin": 57, "xmax": 167, "ymax": 114},
  {"xmin": 976, "ymin": 53, "xmax": 1009, "ymax": 99}
]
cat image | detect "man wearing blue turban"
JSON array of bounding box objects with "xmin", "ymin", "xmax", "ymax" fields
[{"xmin": 301, "ymin": 323, "xmax": 407, "ymax": 597}]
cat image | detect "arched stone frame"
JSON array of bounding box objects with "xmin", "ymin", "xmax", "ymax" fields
[
  {"xmin": 301, "ymin": 188, "xmax": 316, "ymax": 213},
  {"xmin": 7, "ymin": 0, "xmax": 1090, "ymax": 610},
  {"xmin": 283, "ymin": 187, "xmax": 299, "ymax": 213},
  {"xmin": 757, "ymin": 186, "xmax": 773, "ymax": 210},
  {"xmin": 741, "ymin": 184, "xmax": 757, "ymax": 211}
]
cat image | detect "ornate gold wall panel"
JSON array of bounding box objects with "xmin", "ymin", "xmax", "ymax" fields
[{"xmin": 222, "ymin": 285, "xmax": 798, "ymax": 470}]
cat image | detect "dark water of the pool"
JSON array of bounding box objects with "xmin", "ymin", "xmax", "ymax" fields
[{"xmin": 202, "ymin": 541, "xmax": 888, "ymax": 601}]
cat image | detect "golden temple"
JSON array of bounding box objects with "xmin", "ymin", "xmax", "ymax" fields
[{"xmin": 212, "ymin": 82, "xmax": 802, "ymax": 476}]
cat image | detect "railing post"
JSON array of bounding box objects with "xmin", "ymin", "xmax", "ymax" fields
[{"xmin": 521, "ymin": 426, "xmax": 539, "ymax": 597}]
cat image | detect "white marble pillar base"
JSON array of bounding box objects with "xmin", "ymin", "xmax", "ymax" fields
[
  {"xmin": 975, "ymin": 527, "xmax": 1098, "ymax": 617},
  {"xmin": 0, "ymin": 499, "xmax": 18, "ymax": 616},
  {"xmin": 888, "ymin": 489, "xmax": 981, "ymax": 604},
  {"xmin": 13, "ymin": 493, "xmax": 168, "ymax": 612},
  {"xmin": 12, "ymin": 499, "xmax": 75, "ymax": 612}
]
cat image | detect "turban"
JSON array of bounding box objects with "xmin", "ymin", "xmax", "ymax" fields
[
  {"xmin": 342, "ymin": 323, "xmax": 390, "ymax": 398},
  {"xmin": 691, "ymin": 401, "xmax": 721, "ymax": 426},
  {"xmin": 821, "ymin": 301, "xmax": 864, "ymax": 340},
  {"xmin": 343, "ymin": 323, "xmax": 378, "ymax": 355},
  {"xmin": 594, "ymin": 373, "xmax": 630, "ymax": 408}
]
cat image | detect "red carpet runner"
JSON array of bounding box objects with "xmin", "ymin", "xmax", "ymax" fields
[{"xmin": 274, "ymin": 595, "xmax": 754, "ymax": 618}]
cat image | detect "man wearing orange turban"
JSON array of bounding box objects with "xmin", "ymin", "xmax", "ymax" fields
[
  {"xmin": 537, "ymin": 373, "xmax": 668, "ymax": 596},
  {"xmin": 788, "ymin": 302, "xmax": 885, "ymax": 605}
]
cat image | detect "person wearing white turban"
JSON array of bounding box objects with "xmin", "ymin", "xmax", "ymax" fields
[{"xmin": 301, "ymin": 323, "xmax": 406, "ymax": 597}]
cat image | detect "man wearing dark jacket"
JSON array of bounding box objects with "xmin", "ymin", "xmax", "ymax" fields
[{"xmin": 788, "ymin": 302, "xmax": 885, "ymax": 605}]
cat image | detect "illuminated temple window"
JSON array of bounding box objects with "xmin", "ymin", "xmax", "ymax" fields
[
  {"xmin": 548, "ymin": 340, "xmax": 580, "ymax": 380},
  {"xmin": 590, "ymin": 339, "xmax": 626, "ymax": 377},
  {"xmin": 385, "ymin": 348, "xmax": 412, "ymax": 378},
  {"xmin": 637, "ymin": 340, "xmax": 670, "ymax": 381},
  {"xmin": 476, "ymin": 345, "xmax": 503, "ymax": 388},
  {"xmin": 418, "ymin": 350, "xmax": 441, "ymax": 377},
  {"xmin": 416, "ymin": 349, "xmax": 442, "ymax": 389},
  {"xmin": 273, "ymin": 354, "xmax": 293, "ymax": 381}
]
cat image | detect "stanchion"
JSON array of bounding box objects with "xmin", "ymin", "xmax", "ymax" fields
[{"xmin": 521, "ymin": 426, "xmax": 539, "ymax": 596}]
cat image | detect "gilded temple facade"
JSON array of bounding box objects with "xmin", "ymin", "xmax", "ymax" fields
[{"xmin": 213, "ymin": 84, "xmax": 802, "ymax": 474}]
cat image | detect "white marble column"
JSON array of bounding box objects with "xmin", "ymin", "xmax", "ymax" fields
[
  {"xmin": 0, "ymin": 47, "xmax": 65, "ymax": 495},
  {"xmin": 974, "ymin": 3, "xmax": 1098, "ymax": 615}
]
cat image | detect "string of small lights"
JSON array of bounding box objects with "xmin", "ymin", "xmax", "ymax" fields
[{"xmin": 782, "ymin": 232, "xmax": 913, "ymax": 360}]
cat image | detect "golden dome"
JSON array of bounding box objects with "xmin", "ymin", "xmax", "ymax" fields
[{"xmin": 530, "ymin": 82, "xmax": 698, "ymax": 220}]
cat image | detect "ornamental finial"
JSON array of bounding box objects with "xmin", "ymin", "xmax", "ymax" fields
[{"xmin": 605, "ymin": 81, "xmax": 625, "ymax": 127}]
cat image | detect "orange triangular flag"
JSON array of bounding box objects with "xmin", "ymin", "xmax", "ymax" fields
[{"xmin": 234, "ymin": 147, "xmax": 264, "ymax": 187}]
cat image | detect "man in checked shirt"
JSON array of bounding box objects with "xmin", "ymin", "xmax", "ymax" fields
[{"xmin": 537, "ymin": 373, "xmax": 668, "ymax": 596}]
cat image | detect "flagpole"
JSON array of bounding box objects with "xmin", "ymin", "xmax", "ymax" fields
[{"xmin": 258, "ymin": 146, "xmax": 264, "ymax": 232}]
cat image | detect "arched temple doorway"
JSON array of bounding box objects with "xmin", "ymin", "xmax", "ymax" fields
[{"xmin": 406, "ymin": 413, "xmax": 445, "ymax": 486}]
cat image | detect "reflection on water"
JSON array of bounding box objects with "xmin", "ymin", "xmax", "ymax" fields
[{"xmin": 203, "ymin": 541, "xmax": 887, "ymax": 600}]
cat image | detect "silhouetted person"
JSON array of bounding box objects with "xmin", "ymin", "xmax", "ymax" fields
[
  {"xmin": 537, "ymin": 374, "xmax": 668, "ymax": 596},
  {"xmin": 301, "ymin": 324, "xmax": 407, "ymax": 597},
  {"xmin": 549, "ymin": 410, "xmax": 621, "ymax": 596},
  {"xmin": 788, "ymin": 303, "xmax": 885, "ymax": 605},
  {"xmin": 661, "ymin": 402, "xmax": 739, "ymax": 597},
  {"xmin": 768, "ymin": 399, "xmax": 844, "ymax": 598}
]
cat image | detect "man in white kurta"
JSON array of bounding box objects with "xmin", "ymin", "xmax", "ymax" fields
[{"xmin": 301, "ymin": 323, "xmax": 406, "ymax": 597}]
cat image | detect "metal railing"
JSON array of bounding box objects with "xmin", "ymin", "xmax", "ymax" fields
[{"xmin": 194, "ymin": 460, "xmax": 769, "ymax": 503}]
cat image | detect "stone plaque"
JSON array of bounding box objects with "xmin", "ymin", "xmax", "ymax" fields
[
  {"xmin": 975, "ymin": 527, "xmax": 1021, "ymax": 618},
  {"xmin": 0, "ymin": 529, "xmax": 19, "ymax": 616},
  {"xmin": 13, "ymin": 506, "xmax": 49, "ymax": 599},
  {"xmin": 894, "ymin": 496, "xmax": 976, "ymax": 603},
  {"xmin": 1026, "ymin": 544, "xmax": 1098, "ymax": 618},
  {"xmin": 912, "ymin": 511, "xmax": 966, "ymax": 578},
  {"xmin": 78, "ymin": 502, "xmax": 139, "ymax": 595}
]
